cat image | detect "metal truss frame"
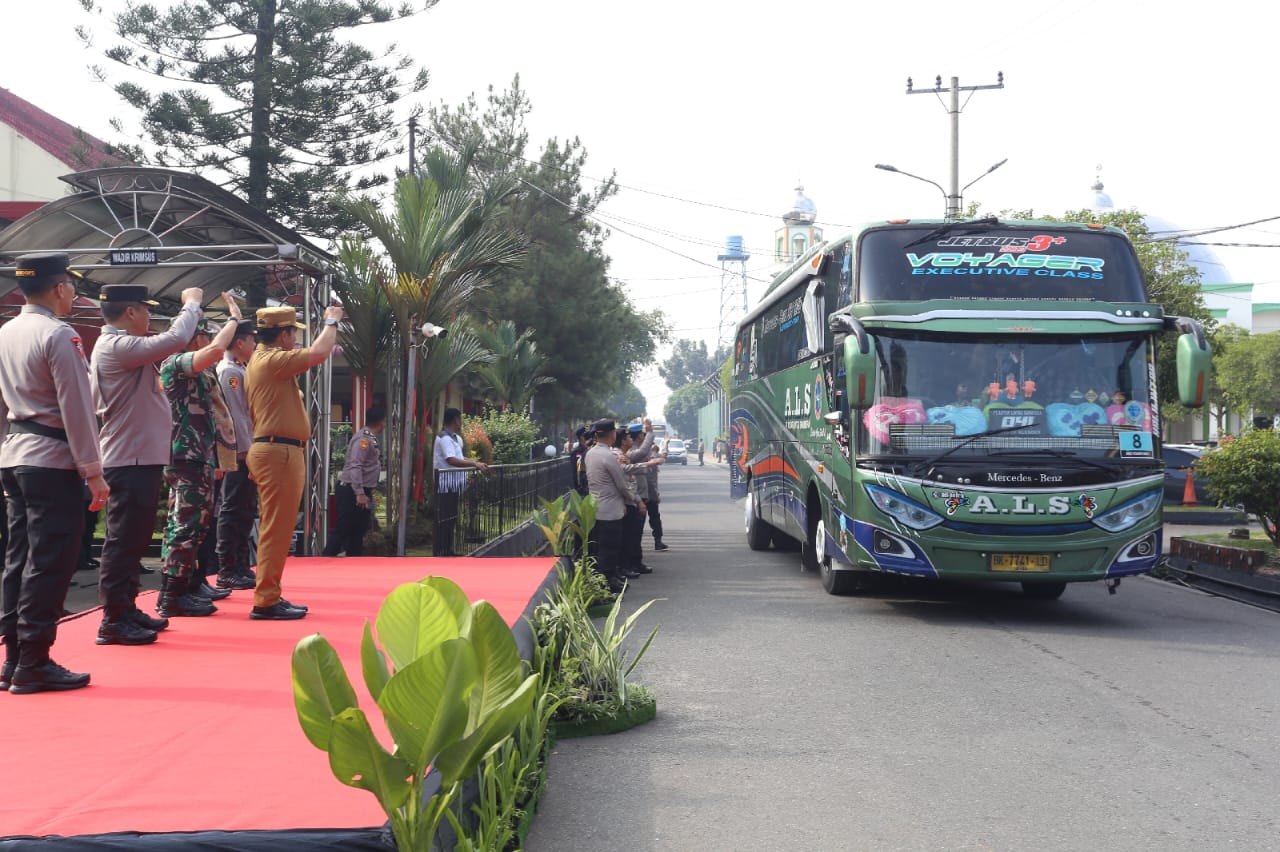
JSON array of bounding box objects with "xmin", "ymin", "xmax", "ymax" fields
[{"xmin": 0, "ymin": 168, "xmax": 337, "ymax": 552}]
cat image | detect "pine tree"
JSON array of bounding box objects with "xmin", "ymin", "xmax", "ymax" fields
[{"xmin": 78, "ymin": 0, "xmax": 433, "ymax": 246}]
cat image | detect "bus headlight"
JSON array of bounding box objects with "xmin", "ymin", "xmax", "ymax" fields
[
  {"xmin": 1092, "ymin": 489, "xmax": 1162, "ymax": 533},
  {"xmin": 864, "ymin": 484, "xmax": 944, "ymax": 530}
]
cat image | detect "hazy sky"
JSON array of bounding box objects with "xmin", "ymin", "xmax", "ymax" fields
[{"xmin": 5, "ymin": 0, "xmax": 1277, "ymax": 416}]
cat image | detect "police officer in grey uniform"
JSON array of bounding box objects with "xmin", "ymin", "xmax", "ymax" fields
[
  {"xmin": 0, "ymin": 252, "xmax": 108, "ymax": 694},
  {"xmin": 90, "ymin": 283, "xmax": 203, "ymax": 645},
  {"xmin": 215, "ymin": 319, "xmax": 259, "ymax": 589},
  {"xmin": 323, "ymin": 407, "xmax": 385, "ymax": 557}
]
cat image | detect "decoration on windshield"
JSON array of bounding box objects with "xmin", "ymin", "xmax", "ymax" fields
[
  {"xmin": 934, "ymin": 234, "xmax": 1066, "ymax": 251},
  {"xmin": 864, "ymin": 398, "xmax": 927, "ymax": 444},
  {"xmin": 1046, "ymin": 402, "xmax": 1107, "ymax": 436},
  {"xmin": 906, "ymin": 251, "xmax": 1105, "ymax": 279},
  {"xmin": 926, "ymin": 405, "xmax": 986, "ymax": 436}
]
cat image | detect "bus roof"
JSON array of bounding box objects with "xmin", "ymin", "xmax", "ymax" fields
[{"xmin": 742, "ymin": 217, "xmax": 1132, "ymax": 327}]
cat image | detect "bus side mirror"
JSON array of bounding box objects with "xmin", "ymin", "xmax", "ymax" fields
[
  {"xmin": 1170, "ymin": 317, "xmax": 1210, "ymax": 408},
  {"xmin": 832, "ymin": 318, "xmax": 877, "ymax": 410}
]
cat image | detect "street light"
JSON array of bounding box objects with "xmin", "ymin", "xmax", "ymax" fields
[
  {"xmin": 874, "ymin": 163, "xmax": 947, "ymax": 215},
  {"xmin": 961, "ymin": 158, "xmax": 1009, "ymax": 196},
  {"xmin": 397, "ymin": 317, "xmax": 446, "ymax": 556},
  {"xmin": 875, "ymin": 158, "xmax": 1008, "ymax": 219}
]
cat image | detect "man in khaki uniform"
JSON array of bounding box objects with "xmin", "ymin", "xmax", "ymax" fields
[
  {"xmin": 244, "ymin": 304, "xmax": 342, "ymax": 620},
  {"xmin": 0, "ymin": 253, "xmax": 108, "ymax": 694}
]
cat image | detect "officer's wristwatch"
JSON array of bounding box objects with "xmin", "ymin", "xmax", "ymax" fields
[{"xmin": 324, "ymin": 317, "xmax": 338, "ymax": 326}]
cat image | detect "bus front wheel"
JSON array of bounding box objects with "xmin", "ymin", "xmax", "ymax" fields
[
  {"xmin": 815, "ymin": 517, "xmax": 860, "ymax": 595},
  {"xmin": 745, "ymin": 490, "xmax": 773, "ymax": 551}
]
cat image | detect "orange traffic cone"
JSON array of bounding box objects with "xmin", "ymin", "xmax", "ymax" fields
[{"xmin": 1182, "ymin": 468, "xmax": 1198, "ymax": 507}]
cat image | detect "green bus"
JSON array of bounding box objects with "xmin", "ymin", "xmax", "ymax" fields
[{"xmin": 730, "ymin": 217, "xmax": 1211, "ymax": 598}]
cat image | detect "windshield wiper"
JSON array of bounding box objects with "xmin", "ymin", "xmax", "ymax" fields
[
  {"xmin": 903, "ymin": 216, "xmax": 1001, "ymax": 250},
  {"xmin": 907, "ymin": 422, "xmax": 1036, "ymax": 475},
  {"xmin": 1000, "ymin": 448, "xmax": 1125, "ymax": 475}
]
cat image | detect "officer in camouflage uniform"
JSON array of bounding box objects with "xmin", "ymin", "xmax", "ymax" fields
[{"xmin": 157, "ymin": 306, "xmax": 240, "ymax": 617}]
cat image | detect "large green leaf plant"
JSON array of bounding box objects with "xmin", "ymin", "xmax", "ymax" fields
[{"xmin": 292, "ymin": 576, "xmax": 539, "ymax": 852}]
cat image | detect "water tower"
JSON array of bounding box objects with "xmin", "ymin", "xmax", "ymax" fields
[{"xmin": 717, "ymin": 234, "xmax": 750, "ymax": 352}]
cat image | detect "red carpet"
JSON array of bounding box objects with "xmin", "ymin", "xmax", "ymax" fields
[{"xmin": 0, "ymin": 556, "xmax": 558, "ymax": 838}]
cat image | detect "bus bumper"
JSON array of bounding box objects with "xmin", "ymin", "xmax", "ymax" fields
[{"xmin": 845, "ymin": 519, "xmax": 1162, "ymax": 583}]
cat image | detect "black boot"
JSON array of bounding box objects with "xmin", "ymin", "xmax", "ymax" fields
[
  {"xmin": 193, "ymin": 579, "xmax": 232, "ymax": 601},
  {"xmin": 157, "ymin": 574, "xmax": 217, "ymax": 617},
  {"xmin": 653, "ymin": 537, "xmax": 669, "ymax": 551},
  {"xmin": 0, "ymin": 638, "xmax": 17, "ymax": 691},
  {"xmin": 97, "ymin": 616, "xmax": 159, "ymax": 646},
  {"xmin": 215, "ymin": 570, "xmax": 255, "ymax": 590},
  {"xmin": 127, "ymin": 609, "xmax": 170, "ymax": 632},
  {"xmin": 10, "ymin": 658, "xmax": 91, "ymax": 694}
]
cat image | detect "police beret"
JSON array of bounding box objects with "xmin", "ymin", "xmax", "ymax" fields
[
  {"xmin": 574, "ymin": 426, "xmax": 586, "ymax": 439},
  {"xmin": 256, "ymin": 306, "xmax": 306, "ymax": 330},
  {"xmin": 592, "ymin": 419, "xmax": 616, "ymax": 434},
  {"xmin": 14, "ymin": 252, "xmax": 81, "ymax": 281},
  {"xmin": 233, "ymin": 319, "xmax": 256, "ymax": 336},
  {"xmin": 98, "ymin": 284, "xmax": 159, "ymax": 305}
]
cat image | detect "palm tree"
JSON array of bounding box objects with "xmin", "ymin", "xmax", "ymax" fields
[
  {"xmin": 342, "ymin": 143, "xmax": 526, "ymax": 513},
  {"xmin": 473, "ymin": 320, "xmax": 555, "ymax": 413},
  {"xmin": 331, "ymin": 236, "xmax": 395, "ymax": 426}
]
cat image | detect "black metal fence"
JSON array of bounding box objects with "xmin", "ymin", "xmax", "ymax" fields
[{"xmin": 432, "ymin": 457, "xmax": 575, "ymax": 556}]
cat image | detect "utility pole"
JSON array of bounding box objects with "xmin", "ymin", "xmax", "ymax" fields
[{"xmin": 907, "ymin": 73, "xmax": 1004, "ymax": 218}]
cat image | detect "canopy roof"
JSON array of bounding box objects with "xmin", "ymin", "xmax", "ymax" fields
[{"xmin": 0, "ymin": 167, "xmax": 333, "ymax": 314}]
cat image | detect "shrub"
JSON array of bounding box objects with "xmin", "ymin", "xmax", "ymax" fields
[
  {"xmin": 468, "ymin": 408, "xmax": 541, "ymax": 465},
  {"xmin": 1196, "ymin": 429, "xmax": 1280, "ymax": 546},
  {"xmin": 461, "ymin": 419, "xmax": 494, "ymax": 464}
]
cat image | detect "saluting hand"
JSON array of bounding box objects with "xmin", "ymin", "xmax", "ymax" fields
[
  {"xmin": 223, "ymin": 291, "xmax": 242, "ymax": 322},
  {"xmin": 87, "ymin": 475, "xmax": 109, "ymax": 512},
  {"xmin": 181, "ymin": 287, "xmax": 203, "ymax": 306},
  {"xmin": 323, "ymin": 305, "xmax": 344, "ymax": 324}
]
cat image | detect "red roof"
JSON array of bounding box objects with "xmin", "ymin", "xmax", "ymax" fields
[
  {"xmin": 0, "ymin": 87, "xmax": 132, "ymax": 170},
  {"xmin": 0, "ymin": 201, "xmax": 42, "ymax": 225}
]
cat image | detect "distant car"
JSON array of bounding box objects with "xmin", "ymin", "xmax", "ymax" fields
[
  {"xmin": 1163, "ymin": 445, "xmax": 1211, "ymax": 505},
  {"xmin": 664, "ymin": 438, "xmax": 688, "ymax": 465}
]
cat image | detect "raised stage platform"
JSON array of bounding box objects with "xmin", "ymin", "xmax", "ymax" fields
[{"xmin": 0, "ymin": 556, "xmax": 559, "ymax": 848}]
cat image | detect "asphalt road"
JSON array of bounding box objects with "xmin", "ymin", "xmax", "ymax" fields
[{"xmin": 527, "ymin": 463, "xmax": 1280, "ymax": 851}]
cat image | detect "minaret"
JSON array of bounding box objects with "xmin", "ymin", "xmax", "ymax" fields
[
  {"xmin": 1091, "ymin": 165, "xmax": 1114, "ymax": 216},
  {"xmin": 774, "ymin": 183, "xmax": 823, "ymax": 268}
]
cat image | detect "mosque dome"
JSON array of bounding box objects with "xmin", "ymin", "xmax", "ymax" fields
[
  {"xmin": 783, "ymin": 183, "xmax": 817, "ymax": 225},
  {"xmin": 1090, "ymin": 170, "xmax": 1231, "ymax": 286}
]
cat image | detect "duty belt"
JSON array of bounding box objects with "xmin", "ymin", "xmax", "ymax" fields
[
  {"xmin": 253, "ymin": 436, "xmax": 303, "ymax": 447},
  {"xmin": 8, "ymin": 420, "xmax": 68, "ymax": 442}
]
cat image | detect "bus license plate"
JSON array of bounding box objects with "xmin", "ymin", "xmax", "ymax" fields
[{"xmin": 991, "ymin": 553, "xmax": 1051, "ymax": 573}]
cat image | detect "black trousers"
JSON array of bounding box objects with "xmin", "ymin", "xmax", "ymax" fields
[
  {"xmin": 588, "ymin": 517, "xmax": 624, "ymax": 583},
  {"xmin": 79, "ymin": 486, "xmax": 98, "ymax": 571},
  {"xmin": 622, "ymin": 504, "xmax": 644, "ymax": 571},
  {"xmin": 325, "ymin": 482, "xmax": 371, "ymax": 557},
  {"xmin": 647, "ymin": 499, "xmax": 664, "ymax": 542},
  {"xmin": 433, "ymin": 491, "xmax": 459, "ymax": 556},
  {"xmin": 98, "ymin": 465, "xmax": 164, "ymax": 620},
  {"xmin": 1, "ymin": 467, "xmax": 84, "ymax": 664},
  {"xmin": 216, "ymin": 458, "xmax": 257, "ymax": 574}
]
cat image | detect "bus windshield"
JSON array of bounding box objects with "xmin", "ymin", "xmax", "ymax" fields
[
  {"xmin": 856, "ymin": 332, "xmax": 1156, "ymax": 460},
  {"xmin": 857, "ymin": 224, "xmax": 1147, "ymax": 302}
]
